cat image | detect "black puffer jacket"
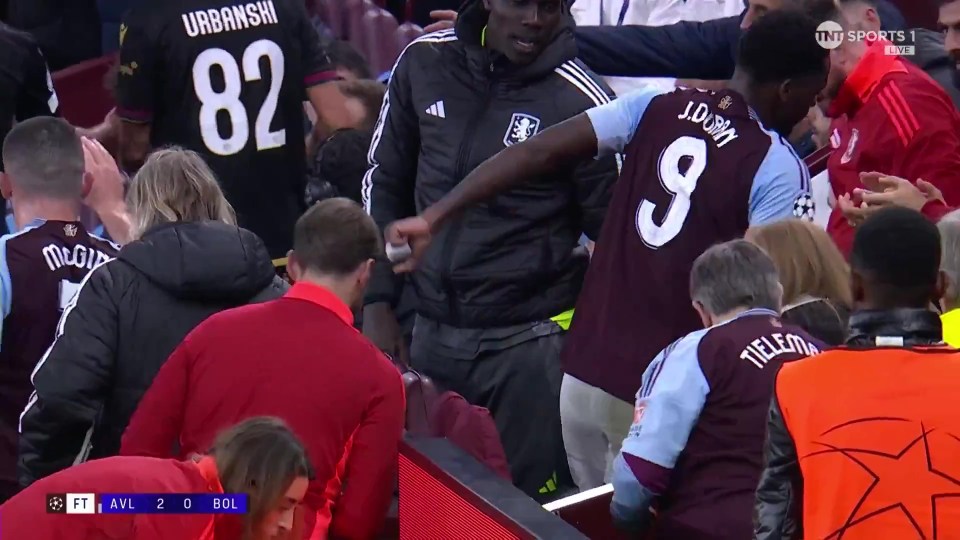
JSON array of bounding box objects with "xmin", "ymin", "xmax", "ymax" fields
[
  {"xmin": 363, "ymin": 0, "xmax": 619, "ymax": 327},
  {"xmin": 18, "ymin": 221, "xmax": 286, "ymax": 487}
]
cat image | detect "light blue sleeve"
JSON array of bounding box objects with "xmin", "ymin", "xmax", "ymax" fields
[
  {"xmin": 585, "ymin": 87, "xmax": 668, "ymax": 157},
  {"xmin": 0, "ymin": 234, "xmax": 12, "ymax": 349},
  {"xmin": 611, "ymin": 329, "xmax": 710, "ymax": 520},
  {"xmin": 748, "ymin": 138, "xmax": 812, "ymax": 226}
]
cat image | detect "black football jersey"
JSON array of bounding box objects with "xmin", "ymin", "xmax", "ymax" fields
[
  {"xmin": 115, "ymin": 0, "xmax": 337, "ymax": 257},
  {"xmin": 0, "ymin": 22, "xmax": 59, "ymax": 172}
]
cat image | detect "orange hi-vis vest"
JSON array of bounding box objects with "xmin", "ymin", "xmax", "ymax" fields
[{"xmin": 775, "ymin": 345, "xmax": 960, "ymax": 539}]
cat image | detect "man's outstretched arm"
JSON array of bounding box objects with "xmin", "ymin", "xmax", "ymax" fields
[
  {"xmin": 422, "ymin": 87, "xmax": 665, "ymax": 231},
  {"xmin": 574, "ymin": 16, "xmax": 741, "ymax": 80}
]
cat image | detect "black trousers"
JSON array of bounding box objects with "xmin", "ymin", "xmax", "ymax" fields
[{"xmin": 410, "ymin": 316, "xmax": 574, "ymax": 502}]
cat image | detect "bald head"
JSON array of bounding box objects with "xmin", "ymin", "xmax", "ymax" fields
[{"xmin": 2, "ymin": 117, "xmax": 85, "ymax": 200}]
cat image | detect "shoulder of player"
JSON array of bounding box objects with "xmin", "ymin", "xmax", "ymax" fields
[
  {"xmin": 551, "ymin": 60, "xmax": 616, "ymax": 111},
  {"xmin": 393, "ymin": 30, "xmax": 459, "ymax": 69},
  {"xmin": 753, "ymin": 128, "xmax": 808, "ymax": 185},
  {"xmin": 866, "ymin": 75, "xmax": 956, "ymax": 145}
]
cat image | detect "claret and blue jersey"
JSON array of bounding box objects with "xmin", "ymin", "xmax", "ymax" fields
[
  {"xmin": 0, "ymin": 219, "xmax": 117, "ymax": 500},
  {"xmin": 560, "ymin": 86, "xmax": 815, "ymax": 407},
  {"xmin": 609, "ymin": 309, "xmax": 823, "ymax": 539}
]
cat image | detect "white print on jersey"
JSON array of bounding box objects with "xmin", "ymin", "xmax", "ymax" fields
[
  {"xmin": 42, "ymin": 244, "xmax": 114, "ymax": 272},
  {"xmin": 182, "ymin": 1, "xmax": 279, "ymax": 37}
]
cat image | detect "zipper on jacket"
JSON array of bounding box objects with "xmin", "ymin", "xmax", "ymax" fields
[{"xmin": 438, "ymin": 76, "xmax": 496, "ymax": 324}]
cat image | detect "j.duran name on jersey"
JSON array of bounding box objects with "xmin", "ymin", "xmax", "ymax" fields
[
  {"xmin": 181, "ymin": 1, "xmax": 279, "ymax": 37},
  {"xmin": 42, "ymin": 244, "xmax": 114, "ymax": 272}
]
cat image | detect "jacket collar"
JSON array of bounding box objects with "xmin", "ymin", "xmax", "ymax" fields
[
  {"xmin": 828, "ymin": 40, "xmax": 908, "ymax": 118},
  {"xmin": 845, "ymin": 308, "xmax": 943, "ymax": 347},
  {"xmin": 193, "ymin": 456, "xmax": 225, "ymax": 493},
  {"xmin": 454, "ymin": 0, "xmax": 577, "ymax": 82},
  {"xmin": 285, "ymin": 281, "xmax": 354, "ymax": 326}
]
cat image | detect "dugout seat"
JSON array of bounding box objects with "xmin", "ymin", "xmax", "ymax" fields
[
  {"xmin": 362, "ymin": 7, "xmax": 401, "ymax": 74},
  {"xmin": 317, "ymin": 0, "xmax": 346, "ymax": 38},
  {"xmin": 396, "ymin": 22, "xmax": 424, "ymax": 53},
  {"xmin": 52, "ymin": 53, "xmax": 117, "ymax": 128}
]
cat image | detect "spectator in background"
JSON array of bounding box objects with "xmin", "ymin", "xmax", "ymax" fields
[
  {"xmin": 6, "ymin": 0, "xmax": 100, "ymax": 71},
  {"xmin": 307, "ymin": 129, "xmax": 372, "ymax": 210},
  {"xmin": 309, "ymin": 79, "xmax": 384, "ymax": 146},
  {"xmin": 819, "ymin": 0, "xmax": 960, "ymax": 257},
  {"xmin": 944, "ymin": 0, "xmax": 960, "ymax": 81},
  {"xmin": 610, "ymin": 240, "xmax": 823, "ymax": 538},
  {"xmin": 5, "ymin": 417, "xmax": 313, "ymax": 540},
  {"xmin": 755, "ymin": 207, "xmax": 960, "ymax": 539},
  {"xmin": 116, "ymin": 0, "xmax": 354, "ymax": 259},
  {"xmin": 326, "ymin": 39, "xmax": 374, "ymax": 80},
  {"xmin": 0, "ymin": 118, "xmax": 120, "ymax": 502},
  {"xmin": 746, "ymin": 219, "xmax": 852, "ymax": 345},
  {"xmin": 838, "ymin": 0, "xmax": 960, "ymax": 107},
  {"xmin": 938, "ymin": 211, "xmax": 960, "ymax": 347},
  {"xmin": 364, "ymin": 0, "xmax": 621, "ymax": 500},
  {"xmin": 121, "ymin": 199, "xmax": 404, "ymax": 540},
  {"xmin": 305, "ymin": 127, "xmax": 417, "ymax": 345},
  {"xmin": 18, "ymin": 148, "xmax": 285, "ymax": 488}
]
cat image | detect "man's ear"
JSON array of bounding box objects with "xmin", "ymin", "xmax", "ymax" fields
[
  {"xmin": 483, "ymin": 0, "xmax": 492, "ymax": 10},
  {"xmin": 778, "ymin": 79, "xmax": 792, "ymax": 105},
  {"xmin": 80, "ymin": 172, "xmax": 94, "ymax": 199},
  {"xmin": 692, "ymin": 300, "xmax": 712, "ymax": 329},
  {"xmin": 0, "ymin": 173, "xmax": 11, "ymax": 199},
  {"xmin": 286, "ymin": 250, "xmax": 301, "ymax": 283},
  {"xmin": 357, "ymin": 258, "xmax": 375, "ymax": 287}
]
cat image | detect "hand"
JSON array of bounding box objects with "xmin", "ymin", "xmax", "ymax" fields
[
  {"xmin": 384, "ymin": 216, "xmax": 432, "ymax": 273},
  {"xmin": 82, "ymin": 137, "xmax": 126, "ymax": 215},
  {"xmin": 837, "ymin": 192, "xmax": 873, "ymax": 227},
  {"xmin": 857, "ymin": 172, "xmax": 941, "ymax": 211},
  {"xmin": 424, "ymin": 10, "xmax": 457, "ymax": 33},
  {"xmin": 362, "ymin": 303, "xmax": 408, "ymax": 367}
]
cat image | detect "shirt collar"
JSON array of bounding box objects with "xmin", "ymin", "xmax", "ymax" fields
[
  {"xmin": 736, "ymin": 307, "xmax": 780, "ymax": 319},
  {"xmin": 285, "ymin": 281, "xmax": 354, "ymax": 325},
  {"xmin": 828, "ymin": 40, "xmax": 908, "ymax": 117}
]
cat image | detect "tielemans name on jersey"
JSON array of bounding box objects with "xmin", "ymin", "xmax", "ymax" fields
[
  {"xmin": 677, "ymin": 100, "xmax": 739, "ymax": 149},
  {"xmin": 182, "ymin": 0, "xmax": 279, "ymax": 37},
  {"xmin": 42, "ymin": 243, "xmax": 114, "ymax": 272},
  {"xmin": 740, "ymin": 332, "xmax": 821, "ymax": 369}
]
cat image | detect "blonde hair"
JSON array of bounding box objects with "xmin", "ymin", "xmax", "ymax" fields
[
  {"xmin": 745, "ymin": 219, "xmax": 852, "ymax": 309},
  {"xmin": 127, "ymin": 147, "xmax": 236, "ymax": 239}
]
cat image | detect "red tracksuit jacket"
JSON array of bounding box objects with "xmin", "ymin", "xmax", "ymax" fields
[
  {"xmin": 120, "ymin": 282, "xmax": 406, "ymax": 540},
  {"xmin": 826, "ymin": 40, "xmax": 960, "ymax": 256}
]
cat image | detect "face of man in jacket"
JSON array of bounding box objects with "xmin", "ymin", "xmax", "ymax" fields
[
  {"xmin": 816, "ymin": 12, "xmax": 869, "ymax": 114},
  {"xmin": 942, "ymin": 0, "xmax": 960, "ymax": 69},
  {"xmin": 483, "ymin": 0, "xmax": 563, "ymax": 65}
]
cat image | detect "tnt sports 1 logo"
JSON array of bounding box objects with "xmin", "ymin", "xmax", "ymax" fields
[
  {"xmin": 815, "ymin": 20, "xmax": 845, "ymax": 49},
  {"xmin": 815, "ymin": 20, "xmax": 915, "ymax": 55}
]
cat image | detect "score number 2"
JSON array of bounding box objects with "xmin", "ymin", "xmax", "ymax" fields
[{"xmin": 636, "ymin": 136, "xmax": 707, "ymax": 248}]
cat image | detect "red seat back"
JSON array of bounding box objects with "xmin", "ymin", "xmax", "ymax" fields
[
  {"xmin": 396, "ymin": 22, "xmax": 425, "ymax": 53},
  {"xmin": 363, "ymin": 8, "xmax": 401, "ymax": 74},
  {"xmin": 317, "ymin": 0, "xmax": 345, "ymax": 37},
  {"xmin": 52, "ymin": 53, "xmax": 117, "ymax": 128},
  {"xmin": 345, "ymin": 0, "xmax": 374, "ymax": 42}
]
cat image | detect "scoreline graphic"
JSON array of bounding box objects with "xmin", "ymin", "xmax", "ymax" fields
[{"xmin": 45, "ymin": 493, "xmax": 247, "ymax": 514}]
